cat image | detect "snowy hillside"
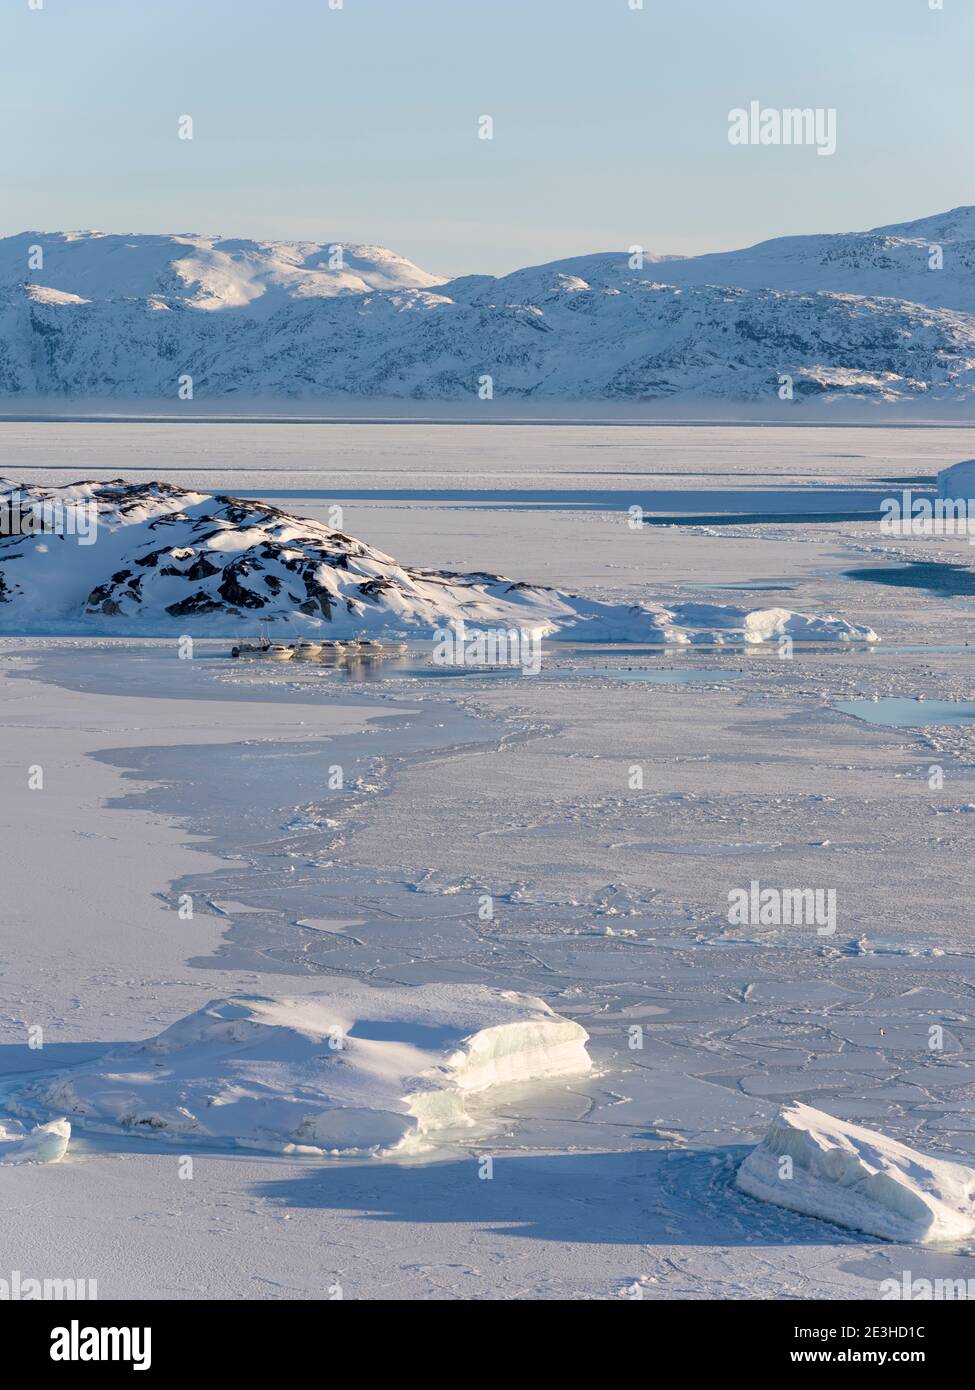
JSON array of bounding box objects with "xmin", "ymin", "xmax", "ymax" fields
[
  {"xmin": 625, "ymin": 205, "xmax": 975, "ymax": 316},
  {"xmin": 3, "ymin": 212, "xmax": 975, "ymax": 401},
  {"xmin": 0, "ymin": 479, "xmax": 879, "ymax": 641}
]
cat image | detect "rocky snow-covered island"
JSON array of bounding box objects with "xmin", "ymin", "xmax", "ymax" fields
[{"xmin": 0, "ymin": 478, "xmax": 879, "ymax": 643}]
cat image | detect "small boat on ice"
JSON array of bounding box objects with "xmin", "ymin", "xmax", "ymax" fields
[
  {"xmin": 318, "ymin": 640, "xmax": 347, "ymax": 659},
  {"xmin": 231, "ymin": 630, "xmax": 295, "ymax": 660},
  {"xmin": 359, "ymin": 638, "xmax": 407, "ymax": 654},
  {"xmin": 231, "ymin": 632, "xmax": 407, "ymax": 661},
  {"xmin": 231, "ymin": 643, "xmax": 294, "ymax": 660}
]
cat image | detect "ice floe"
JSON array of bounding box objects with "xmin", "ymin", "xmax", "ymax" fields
[
  {"xmin": 0, "ymin": 1117, "xmax": 71, "ymax": 1165},
  {"xmin": 13, "ymin": 985, "xmax": 591, "ymax": 1157},
  {"xmin": 736, "ymin": 1102, "xmax": 975, "ymax": 1244}
]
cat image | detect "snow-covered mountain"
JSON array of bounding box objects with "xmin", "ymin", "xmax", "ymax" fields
[
  {"xmin": 2, "ymin": 213, "xmax": 974, "ymax": 401},
  {"xmin": 0, "ymin": 479, "xmax": 879, "ymax": 642},
  {"xmin": 0, "ymin": 232, "xmax": 444, "ymax": 315},
  {"xmin": 610, "ymin": 205, "xmax": 975, "ymax": 316}
]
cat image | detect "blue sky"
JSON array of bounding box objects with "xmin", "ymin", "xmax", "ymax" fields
[{"xmin": 2, "ymin": 0, "xmax": 972, "ymax": 276}]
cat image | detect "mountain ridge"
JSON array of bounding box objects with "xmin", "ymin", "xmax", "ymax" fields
[{"xmin": 3, "ymin": 210, "xmax": 974, "ymax": 402}]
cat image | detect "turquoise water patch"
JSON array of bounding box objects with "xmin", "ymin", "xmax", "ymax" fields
[{"xmin": 836, "ymin": 698, "xmax": 975, "ymax": 728}]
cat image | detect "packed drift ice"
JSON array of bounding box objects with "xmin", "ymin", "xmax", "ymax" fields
[
  {"xmin": 0, "ymin": 479, "xmax": 879, "ymax": 642},
  {"xmin": 737, "ymin": 1103, "xmax": 975, "ymax": 1245},
  {"xmin": 8, "ymin": 986, "xmax": 592, "ymax": 1156}
]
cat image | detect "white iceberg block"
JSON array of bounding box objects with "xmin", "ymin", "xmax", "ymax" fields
[
  {"xmin": 938, "ymin": 457, "xmax": 975, "ymax": 502},
  {"xmin": 0, "ymin": 1117, "xmax": 70, "ymax": 1165},
  {"xmin": 16, "ymin": 985, "xmax": 591, "ymax": 1157},
  {"xmin": 540, "ymin": 598, "xmax": 878, "ymax": 646},
  {"xmin": 736, "ymin": 1102, "xmax": 975, "ymax": 1244},
  {"xmin": 738, "ymin": 606, "xmax": 878, "ymax": 645}
]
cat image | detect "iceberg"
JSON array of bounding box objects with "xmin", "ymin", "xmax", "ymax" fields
[
  {"xmin": 0, "ymin": 1117, "xmax": 71, "ymax": 1165},
  {"xmin": 736, "ymin": 1102, "xmax": 975, "ymax": 1244},
  {"xmin": 938, "ymin": 457, "xmax": 975, "ymax": 503},
  {"xmin": 12, "ymin": 985, "xmax": 591, "ymax": 1157}
]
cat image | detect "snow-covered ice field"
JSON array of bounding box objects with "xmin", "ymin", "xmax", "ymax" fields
[{"xmin": 5, "ymin": 419, "xmax": 975, "ymax": 1299}]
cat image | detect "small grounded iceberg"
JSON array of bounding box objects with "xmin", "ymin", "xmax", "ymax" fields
[
  {"xmin": 0, "ymin": 1117, "xmax": 70, "ymax": 1164},
  {"xmin": 736, "ymin": 1102, "xmax": 975, "ymax": 1244},
  {"xmin": 938, "ymin": 457, "xmax": 975, "ymax": 503},
  {"xmin": 10, "ymin": 985, "xmax": 591, "ymax": 1157},
  {"xmin": 658, "ymin": 603, "xmax": 877, "ymax": 646},
  {"xmin": 936, "ymin": 456, "xmax": 975, "ymax": 539}
]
